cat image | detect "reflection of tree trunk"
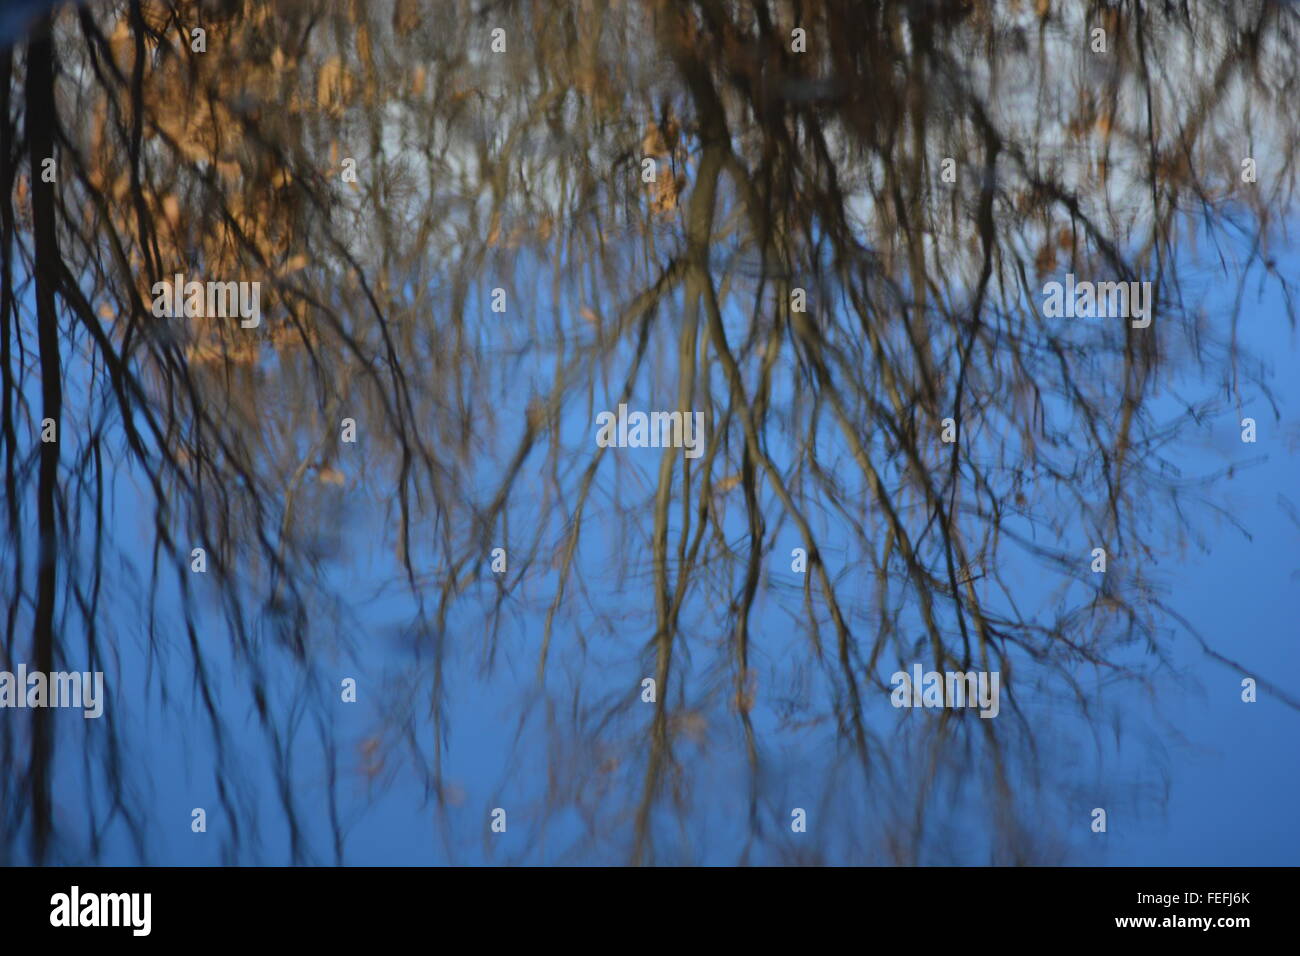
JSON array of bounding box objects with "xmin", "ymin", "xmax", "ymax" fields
[{"xmin": 26, "ymin": 16, "xmax": 61, "ymax": 863}]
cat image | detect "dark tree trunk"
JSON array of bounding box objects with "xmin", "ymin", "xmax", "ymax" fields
[{"xmin": 25, "ymin": 15, "xmax": 61, "ymax": 863}]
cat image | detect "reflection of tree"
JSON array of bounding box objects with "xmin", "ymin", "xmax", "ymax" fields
[{"xmin": 1, "ymin": 0, "xmax": 1297, "ymax": 863}]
